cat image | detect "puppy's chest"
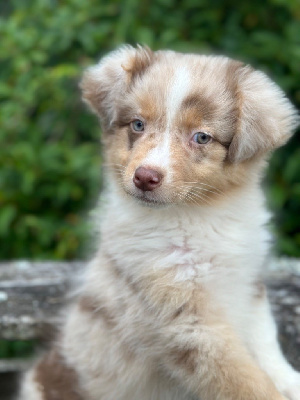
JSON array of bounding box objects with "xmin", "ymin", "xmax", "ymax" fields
[
  {"xmin": 158, "ymin": 235, "xmax": 213, "ymax": 282},
  {"xmin": 99, "ymin": 206, "xmax": 260, "ymax": 334},
  {"xmin": 105, "ymin": 216, "xmax": 229, "ymax": 283}
]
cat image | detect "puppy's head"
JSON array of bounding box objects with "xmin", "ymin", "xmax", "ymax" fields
[{"xmin": 81, "ymin": 46, "xmax": 299, "ymax": 207}]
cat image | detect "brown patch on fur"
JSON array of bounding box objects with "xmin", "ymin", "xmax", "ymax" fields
[
  {"xmin": 173, "ymin": 305, "xmax": 185, "ymax": 319},
  {"xmin": 114, "ymin": 93, "xmax": 161, "ymax": 150},
  {"xmin": 115, "ymin": 103, "xmax": 137, "ymax": 127},
  {"xmin": 128, "ymin": 128, "xmax": 140, "ymax": 149},
  {"xmin": 78, "ymin": 296, "xmax": 116, "ymax": 329},
  {"xmin": 227, "ymin": 63, "xmax": 247, "ymax": 162},
  {"xmin": 138, "ymin": 93, "xmax": 163, "ymax": 125},
  {"xmin": 78, "ymin": 295, "xmax": 97, "ymax": 313},
  {"xmin": 107, "ymin": 253, "xmax": 192, "ymax": 325},
  {"xmin": 117, "ymin": 135, "xmax": 158, "ymax": 178},
  {"xmin": 126, "ymin": 124, "xmax": 157, "ymax": 151},
  {"xmin": 171, "ymin": 348, "xmax": 198, "ymax": 374},
  {"xmin": 35, "ymin": 349, "xmax": 83, "ymax": 400},
  {"xmin": 122, "ymin": 46, "xmax": 155, "ymax": 84},
  {"xmin": 178, "ymin": 106, "xmax": 204, "ymax": 133},
  {"xmin": 181, "ymin": 93, "xmax": 218, "ymax": 121}
]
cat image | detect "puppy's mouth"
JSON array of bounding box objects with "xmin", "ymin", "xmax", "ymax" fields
[{"xmin": 124, "ymin": 188, "xmax": 170, "ymax": 208}]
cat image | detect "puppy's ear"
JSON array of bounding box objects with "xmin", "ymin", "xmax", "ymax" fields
[
  {"xmin": 228, "ymin": 67, "xmax": 299, "ymax": 162},
  {"xmin": 80, "ymin": 45, "xmax": 154, "ymax": 128}
]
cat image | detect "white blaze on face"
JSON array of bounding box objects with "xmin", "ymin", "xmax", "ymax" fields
[
  {"xmin": 166, "ymin": 66, "xmax": 191, "ymax": 130},
  {"xmin": 141, "ymin": 66, "xmax": 191, "ymax": 179}
]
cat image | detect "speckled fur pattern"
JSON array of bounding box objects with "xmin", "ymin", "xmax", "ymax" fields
[{"xmin": 19, "ymin": 46, "xmax": 300, "ymax": 400}]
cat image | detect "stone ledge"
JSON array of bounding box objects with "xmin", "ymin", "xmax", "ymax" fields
[
  {"xmin": 0, "ymin": 261, "xmax": 82, "ymax": 340},
  {"xmin": 0, "ymin": 259, "xmax": 299, "ymax": 371}
]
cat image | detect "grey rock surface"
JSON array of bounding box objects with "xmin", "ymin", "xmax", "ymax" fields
[
  {"xmin": 265, "ymin": 258, "xmax": 300, "ymax": 370},
  {"xmin": 0, "ymin": 261, "xmax": 82, "ymax": 341}
]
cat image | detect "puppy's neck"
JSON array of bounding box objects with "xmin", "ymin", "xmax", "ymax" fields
[{"xmin": 95, "ymin": 178, "xmax": 270, "ymax": 283}]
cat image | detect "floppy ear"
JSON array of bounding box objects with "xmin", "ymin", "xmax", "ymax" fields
[
  {"xmin": 80, "ymin": 45, "xmax": 154, "ymax": 129},
  {"xmin": 228, "ymin": 67, "xmax": 299, "ymax": 162}
]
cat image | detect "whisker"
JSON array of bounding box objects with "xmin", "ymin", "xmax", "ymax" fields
[
  {"xmin": 194, "ymin": 182, "xmax": 224, "ymax": 194},
  {"xmin": 102, "ymin": 163, "xmax": 126, "ymax": 168},
  {"xmin": 191, "ymin": 186, "xmax": 222, "ymax": 197},
  {"xmin": 175, "ymin": 181, "xmax": 224, "ymax": 195},
  {"xmin": 188, "ymin": 190, "xmax": 213, "ymax": 206},
  {"xmin": 183, "ymin": 191, "xmax": 201, "ymax": 206}
]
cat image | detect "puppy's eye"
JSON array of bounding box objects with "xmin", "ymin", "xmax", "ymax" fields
[
  {"xmin": 192, "ymin": 132, "xmax": 211, "ymax": 144},
  {"xmin": 131, "ymin": 119, "xmax": 144, "ymax": 132}
]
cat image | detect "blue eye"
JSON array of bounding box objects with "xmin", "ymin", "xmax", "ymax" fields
[
  {"xmin": 131, "ymin": 119, "xmax": 144, "ymax": 132},
  {"xmin": 193, "ymin": 132, "xmax": 211, "ymax": 144}
]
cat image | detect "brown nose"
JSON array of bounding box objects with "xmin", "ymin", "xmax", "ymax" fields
[{"xmin": 133, "ymin": 167, "xmax": 163, "ymax": 191}]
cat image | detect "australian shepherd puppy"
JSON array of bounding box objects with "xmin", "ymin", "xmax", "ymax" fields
[{"xmin": 20, "ymin": 46, "xmax": 300, "ymax": 400}]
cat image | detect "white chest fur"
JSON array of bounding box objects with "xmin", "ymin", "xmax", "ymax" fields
[{"xmin": 99, "ymin": 182, "xmax": 271, "ymax": 286}]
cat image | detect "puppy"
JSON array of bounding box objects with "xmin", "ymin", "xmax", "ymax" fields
[{"xmin": 20, "ymin": 46, "xmax": 300, "ymax": 400}]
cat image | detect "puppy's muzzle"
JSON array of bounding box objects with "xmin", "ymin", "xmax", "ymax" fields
[{"xmin": 133, "ymin": 167, "xmax": 163, "ymax": 192}]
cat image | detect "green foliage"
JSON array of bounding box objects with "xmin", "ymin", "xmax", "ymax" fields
[
  {"xmin": 0, "ymin": 0, "xmax": 299, "ymax": 259},
  {"xmin": 0, "ymin": 339, "xmax": 35, "ymax": 358}
]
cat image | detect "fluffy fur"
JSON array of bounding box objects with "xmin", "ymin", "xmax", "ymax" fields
[{"xmin": 19, "ymin": 46, "xmax": 300, "ymax": 400}]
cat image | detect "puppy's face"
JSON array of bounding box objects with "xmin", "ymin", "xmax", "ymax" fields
[{"xmin": 81, "ymin": 47, "xmax": 298, "ymax": 207}]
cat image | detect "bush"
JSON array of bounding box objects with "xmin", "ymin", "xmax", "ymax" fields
[{"xmin": 0, "ymin": 0, "xmax": 299, "ymax": 259}]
